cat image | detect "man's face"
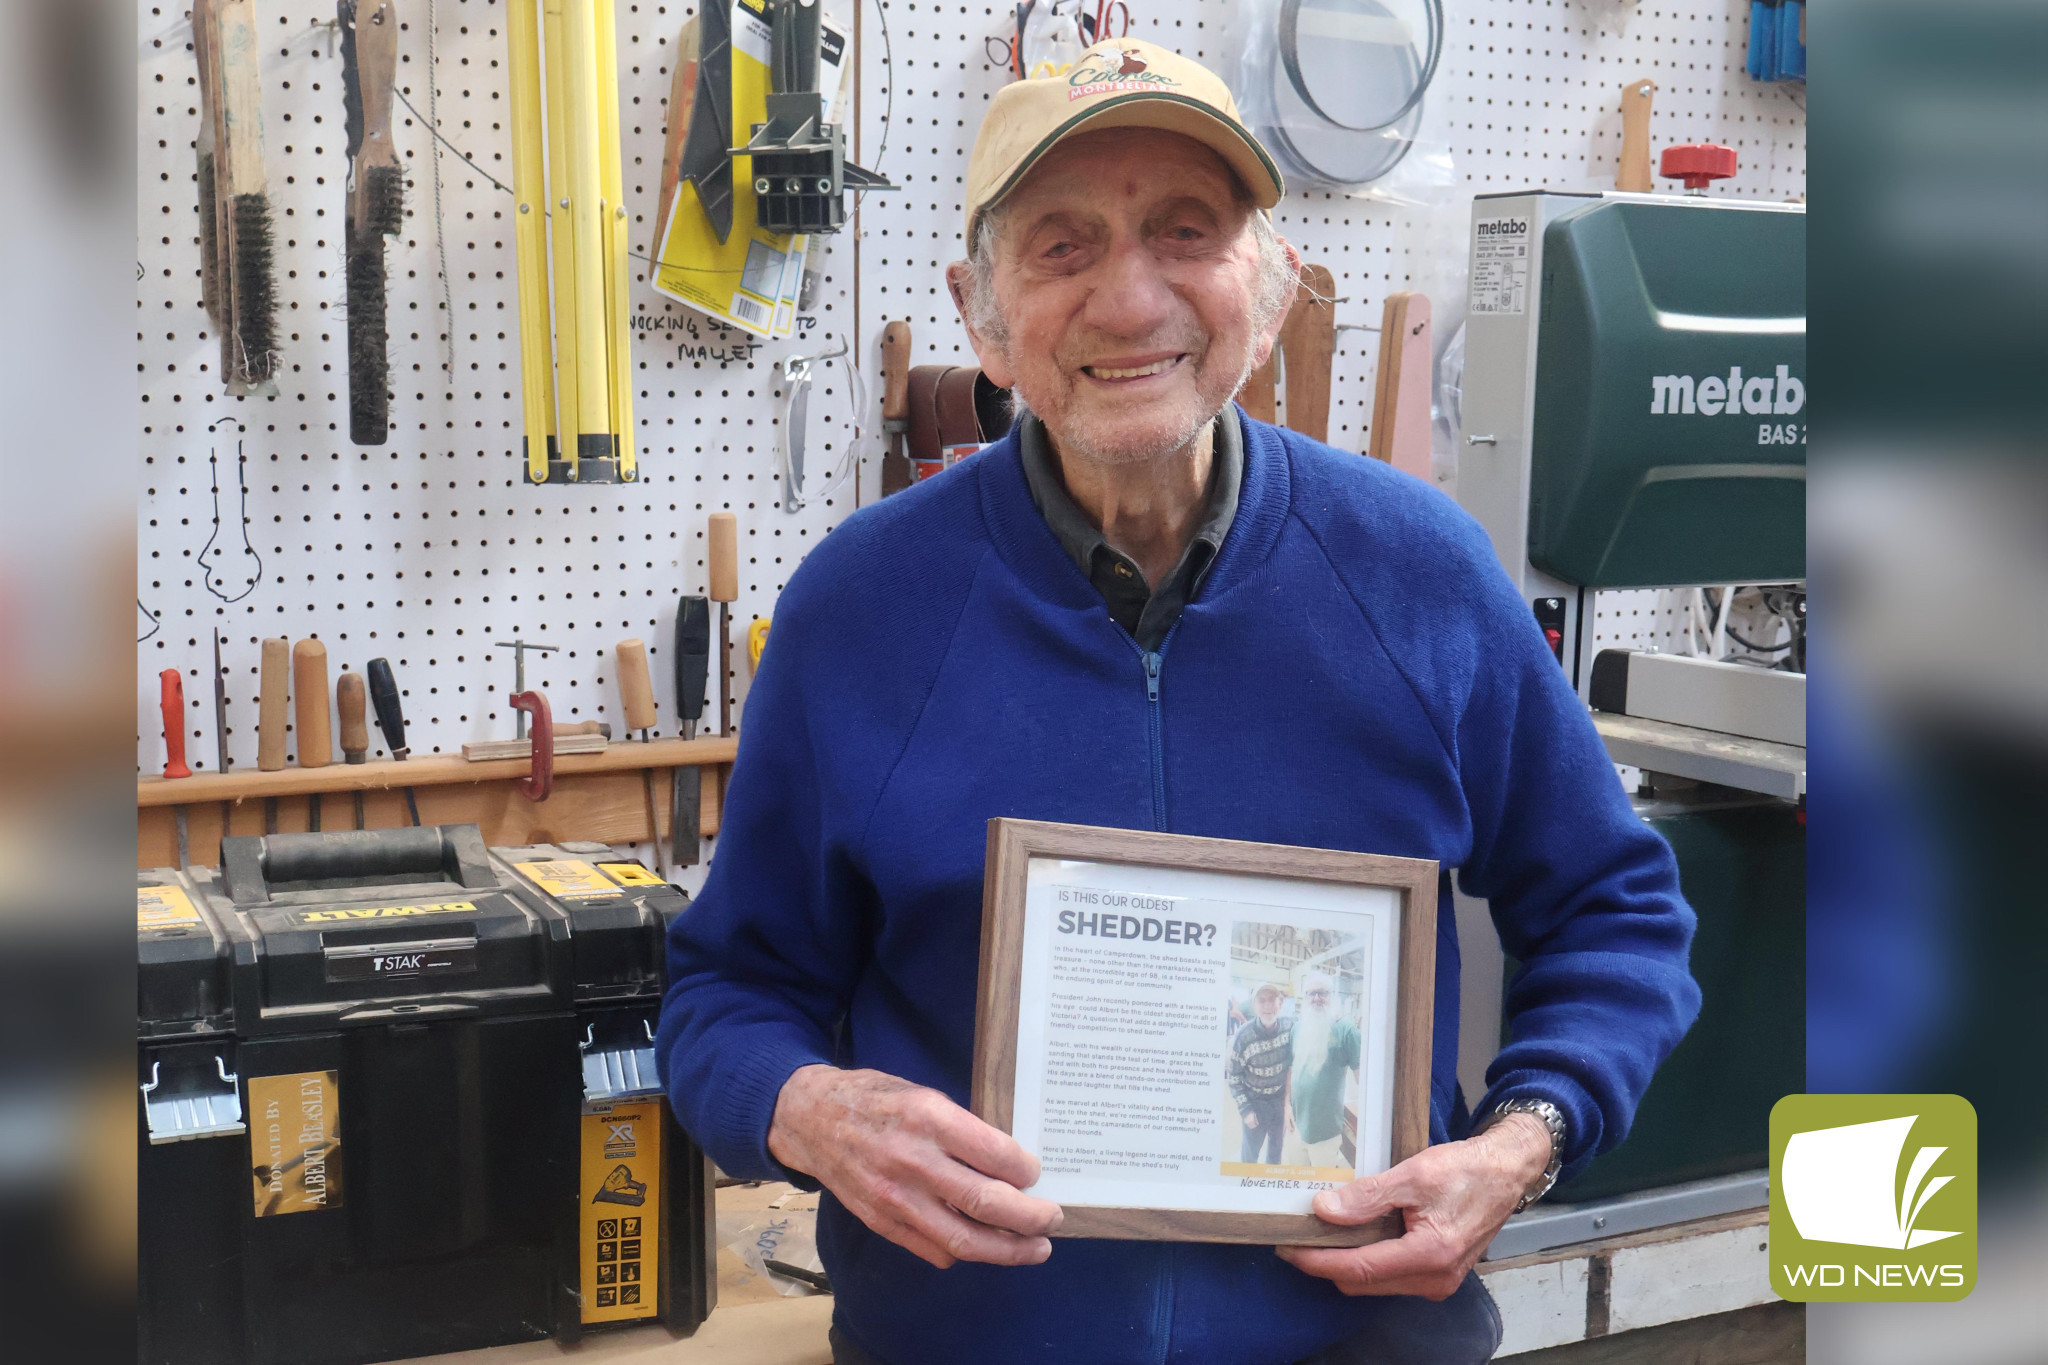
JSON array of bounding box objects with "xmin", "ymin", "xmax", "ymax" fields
[
  {"xmin": 1303, "ymin": 983, "xmax": 1331, "ymax": 1016},
  {"xmin": 1255, "ymin": 991, "xmax": 1280, "ymax": 1025},
  {"xmin": 951, "ymin": 127, "xmax": 1292, "ymax": 465}
]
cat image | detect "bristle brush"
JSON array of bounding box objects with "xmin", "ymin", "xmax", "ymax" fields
[{"xmin": 342, "ymin": 0, "xmax": 403, "ymax": 446}]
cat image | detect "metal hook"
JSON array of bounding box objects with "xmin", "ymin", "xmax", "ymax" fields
[{"xmin": 781, "ymin": 337, "xmax": 849, "ymax": 383}]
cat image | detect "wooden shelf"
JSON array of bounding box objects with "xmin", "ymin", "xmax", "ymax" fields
[
  {"xmin": 138, "ymin": 736, "xmax": 736, "ymax": 807},
  {"xmin": 138, "ymin": 737, "xmax": 737, "ymax": 871}
]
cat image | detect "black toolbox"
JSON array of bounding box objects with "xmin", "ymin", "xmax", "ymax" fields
[{"xmin": 137, "ymin": 825, "xmax": 715, "ymax": 1365}]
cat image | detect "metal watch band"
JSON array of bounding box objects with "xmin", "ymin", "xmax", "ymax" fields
[{"xmin": 1481, "ymin": 1098, "xmax": 1566, "ymax": 1214}]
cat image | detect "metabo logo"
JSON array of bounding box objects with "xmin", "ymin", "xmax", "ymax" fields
[
  {"xmin": 1650, "ymin": 365, "xmax": 1804, "ymax": 416},
  {"xmin": 1770, "ymin": 1094, "xmax": 1976, "ymax": 1302}
]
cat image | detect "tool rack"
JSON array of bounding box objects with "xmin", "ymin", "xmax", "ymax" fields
[{"xmin": 138, "ymin": 739, "xmax": 733, "ymax": 870}]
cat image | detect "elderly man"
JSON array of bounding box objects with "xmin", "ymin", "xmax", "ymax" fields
[
  {"xmin": 658, "ymin": 38, "xmax": 1699, "ymax": 1365},
  {"xmin": 1284, "ymin": 973, "xmax": 1362, "ymax": 1171},
  {"xmin": 1228, "ymin": 982, "xmax": 1294, "ymax": 1165}
]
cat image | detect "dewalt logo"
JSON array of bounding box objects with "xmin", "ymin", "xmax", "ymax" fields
[{"xmin": 297, "ymin": 900, "xmax": 478, "ymax": 924}]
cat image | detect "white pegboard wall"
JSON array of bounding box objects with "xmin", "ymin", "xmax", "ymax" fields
[{"xmin": 139, "ymin": 0, "xmax": 1804, "ymax": 881}]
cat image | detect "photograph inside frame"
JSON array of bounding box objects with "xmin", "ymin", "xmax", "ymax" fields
[{"xmin": 1222, "ymin": 922, "xmax": 1371, "ymax": 1184}]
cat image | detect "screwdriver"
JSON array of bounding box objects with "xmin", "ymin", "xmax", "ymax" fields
[
  {"xmin": 294, "ymin": 639, "xmax": 331, "ymax": 831},
  {"xmin": 258, "ymin": 636, "xmax": 289, "ymax": 832},
  {"xmin": 337, "ymin": 669, "xmax": 369, "ymax": 828},
  {"xmin": 615, "ymin": 638, "xmax": 665, "ymax": 880},
  {"xmin": 159, "ymin": 669, "xmax": 192, "ymax": 869},
  {"xmin": 366, "ymin": 657, "xmax": 422, "ymax": 826},
  {"xmin": 671, "ymin": 596, "xmax": 710, "ymax": 866},
  {"xmin": 211, "ymin": 628, "xmax": 233, "ymax": 851}
]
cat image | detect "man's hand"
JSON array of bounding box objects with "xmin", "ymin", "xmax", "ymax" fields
[
  {"xmin": 1244, "ymin": 1110, "xmax": 1261, "ymax": 1130},
  {"xmin": 767, "ymin": 1064, "xmax": 1064, "ymax": 1270},
  {"xmin": 1276, "ymin": 1112, "xmax": 1552, "ymax": 1299}
]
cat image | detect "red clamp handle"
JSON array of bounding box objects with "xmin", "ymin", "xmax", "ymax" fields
[
  {"xmin": 510, "ymin": 690, "xmax": 553, "ymax": 801},
  {"xmin": 159, "ymin": 669, "xmax": 192, "ymax": 779},
  {"xmin": 1658, "ymin": 143, "xmax": 1738, "ymax": 190}
]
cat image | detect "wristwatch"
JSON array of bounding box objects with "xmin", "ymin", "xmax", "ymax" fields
[{"xmin": 1477, "ymin": 1098, "xmax": 1566, "ymax": 1214}]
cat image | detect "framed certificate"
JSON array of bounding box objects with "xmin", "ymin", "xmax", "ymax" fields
[{"xmin": 971, "ymin": 819, "xmax": 1437, "ymax": 1247}]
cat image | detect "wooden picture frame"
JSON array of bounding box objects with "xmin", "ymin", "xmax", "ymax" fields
[{"xmin": 971, "ymin": 818, "xmax": 1438, "ymax": 1247}]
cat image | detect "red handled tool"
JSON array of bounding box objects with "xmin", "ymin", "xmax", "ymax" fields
[{"xmin": 509, "ymin": 690, "xmax": 554, "ymax": 801}]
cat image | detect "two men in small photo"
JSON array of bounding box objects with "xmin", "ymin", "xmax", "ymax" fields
[{"xmin": 1228, "ymin": 973, "xmax": 1363, "ymax": 1169}]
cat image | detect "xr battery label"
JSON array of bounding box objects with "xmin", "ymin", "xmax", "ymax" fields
[
  {"xmin": 518, "ymin": 860, "xmax": 626, "ymax": 902},
  {"xmin": 138, "ymin": 884, "xmax": 204, "ymax": 931},
  {"xmin": 248, "ymin": 1071, "xmax": 343, "ymax": 1217},
  {"xmin": 581, "ymin": 1100, "xmax": 662, "ymax": 1323}
]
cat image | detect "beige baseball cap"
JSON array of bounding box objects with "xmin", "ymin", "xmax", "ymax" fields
[{"xmin": 963, "ymin": 38, "xmax": 1284, "ymax": 242}]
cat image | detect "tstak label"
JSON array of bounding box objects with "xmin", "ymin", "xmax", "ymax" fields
[{"xmin": 323, "ymin": 940, "xmax": 478, "ymax": 982}]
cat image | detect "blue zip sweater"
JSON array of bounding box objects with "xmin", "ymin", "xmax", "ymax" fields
[{"xmin": 658, "ymin": 412, "xmax": 1698, "ymax": 1365}]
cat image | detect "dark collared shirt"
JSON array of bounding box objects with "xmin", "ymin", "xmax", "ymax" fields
[{"xmin": 1017, "ymin": 410, "xmax": 1243, "ymax": 652}]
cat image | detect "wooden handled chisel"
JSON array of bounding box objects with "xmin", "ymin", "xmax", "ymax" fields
[
  {"xmin": 615, "ymin": 638, "xmax": 665, "ymax": 880},
  {"xmin": 366, "ymin": 656, "xmax": 421, "ymax": 826},
  {"xmin": 671, "ymin": 596, "xmax": 710, "ymax": 866},
  {"xmin": 160, "ymin": 669, "xmax": 193, "ymax": 869},
  {"xmin": 880, "ymin": 320, "xmax": 912, "ymax": 497},
  {"xmin": 337, "ymin": 668, "xmax": 369, "ymax": 828},
  {"xmin": 708, "ymin": 513, "xmax": 737, "ymax": 736},
  {"xmin": 294, "ymin": 638, "xmax": 332, "ymax": 830},
  {"xmin": 258, "ymin": 636, "xmax": 288, "ymax": 832}
]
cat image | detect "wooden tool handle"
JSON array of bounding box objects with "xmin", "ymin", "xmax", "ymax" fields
[
  {"xmin": 615, "ymin": 638, "xmax": 659, "ymax": 732},
  {"xmin": 1368, "ymin": 293, "xmax": 1434, "ymax": 480},
  {"xmin": 554, "ymin": 720, "xmax": 612, "ymax": 738},
  {"xmin": 707, "ymin": 512, "xmax": 738, "ymax": 602},
  {"xmin": 1235, "ymin": 353, "xmax": 1279, "ymax": 426},
  {"xmin": 293, "ymin": 638, "xmax": 333, "ymax": 768},
  {"xmin": 257, "ymin": 638, "xmax": 290, "ymax": 771},
  {"xmin": 215, "ymin": 0, "xmax": 267, "ymax": 195},
  {"xmin": 337, "ymin": 670, "xmax": 369, "ymax": 762},
  {"xmin": 354, "ymin": 0, "xmax": 400, "ymax": 168},
  {"xmin": 881, "ymin": 320, "xmax": 912, "ymax": 420},
  {"xmin": 1279, "ymin": 264, "xmax": 1336, "ymax": 443},
  {"xmin": 159, "ymin": 669, "xmax": 192, "ymax": 779},
  {"xmin": 1618, "ymin": 78, "xmax": 1656, "ymax": 194}
]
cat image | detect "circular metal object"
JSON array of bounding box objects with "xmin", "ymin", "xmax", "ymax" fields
[{"xmin": 1278, "ymin": 0, "xmax": 1441, "ymax": 134}]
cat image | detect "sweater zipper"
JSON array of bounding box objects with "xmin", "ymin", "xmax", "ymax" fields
[{"xmin": 1135, "ymin": 624, "xmax": 1179, "ymax": 832}]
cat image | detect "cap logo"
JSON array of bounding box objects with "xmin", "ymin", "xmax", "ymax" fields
[{"xmin": 1067, "ymin": 46, "xmax": 1180, "ymax": 100}]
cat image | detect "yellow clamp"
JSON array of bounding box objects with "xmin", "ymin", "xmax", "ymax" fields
[{"xmin": 746, "ymin": 617, "xmax": 771, "ymax": 670}]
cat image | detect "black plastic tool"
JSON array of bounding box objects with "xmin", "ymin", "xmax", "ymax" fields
[
  {"xmin": 366, "ymin": 656, "xmax": 421, "ymax": 825},
  {"xmin": 670, "ymin": 596, "xmax": 711, "ymax": 865}
]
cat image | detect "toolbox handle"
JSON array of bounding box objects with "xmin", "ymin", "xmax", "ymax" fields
[
  {"xmin": 220, "ymin": 824, "xmax": 497, "ymax": 902},
  {"xmin": 338, "ymin": 1000, "xmax": 480, "ymax": 1023}
]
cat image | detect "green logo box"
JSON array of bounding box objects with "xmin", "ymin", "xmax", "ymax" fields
[{"xmin": 1769, "ymin": 1094, "xmax": 1976, "ymax": 1302}]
